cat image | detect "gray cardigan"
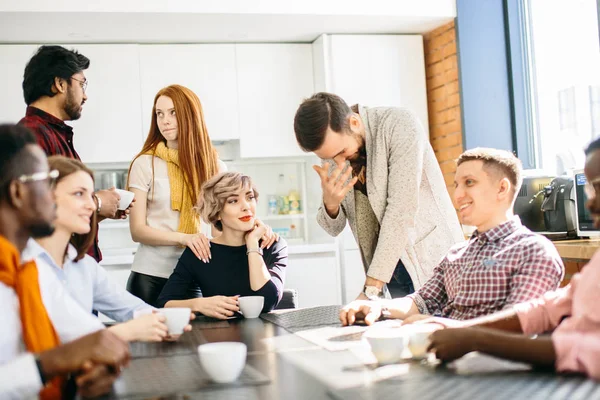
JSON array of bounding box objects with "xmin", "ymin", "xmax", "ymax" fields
[{"xmin": 317, "ymin": 106, "xmax": 463, "ymax": 289}]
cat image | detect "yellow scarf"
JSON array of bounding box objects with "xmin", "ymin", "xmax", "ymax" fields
[
  {"xmin": 0, "ymin": 235, "xmax": 63, "ymax": 399},
  {"xmin": 148, "ymin": 142, "xmax": 200, "ymax": 235}
]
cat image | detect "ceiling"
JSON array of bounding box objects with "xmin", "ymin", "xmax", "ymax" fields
[{"xmin": 0, "ymin": 12, "xmax": 454, "ymax": 44}]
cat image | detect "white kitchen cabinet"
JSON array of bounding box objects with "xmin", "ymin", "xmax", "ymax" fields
[
  {"xmin": 285, "ymin": 251, "xmax": 341, "ymax": 308},
  {"xmin": 138, "ymin": 45, "xmax": 240, "ymax": 141},
  {"xmin": 0, "ymin": 45, "xmax": 39, "ymax": 124},
  {"xmin": 67, "ymin": 45, "xmax": 145, "ymax": 163},
  {"xmin": 235, "ymin": 44, "xmax": 315, "ymax": 158},
  {"xmin": 312, "ymin": 34, "xmax": 429, "ymax": 133},
  {"xmin": 341, "ymin": 248, "xmax": 366, "ymax": 304}
]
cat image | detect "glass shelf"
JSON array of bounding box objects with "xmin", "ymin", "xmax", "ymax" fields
[{"xmin": 261, "ymin": 214, "xmax": 306, "ymax": 221}]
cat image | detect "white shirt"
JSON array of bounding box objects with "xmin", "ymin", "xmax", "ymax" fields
[
  {"xmin": 23, "ymin": 239, "xmax": 152, "ymax": 322},
  {"xmin": 128, "ymin": 155, "xmax": 226, "ymax": 278},
  {"xmin": 0, "ymin": 254, "xmax": 103, "ymax": 399}
]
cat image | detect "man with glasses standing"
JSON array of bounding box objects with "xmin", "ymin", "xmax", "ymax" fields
[{"xmin": 18, "ymin": 45, "xmax": 122, "ymax": 261}]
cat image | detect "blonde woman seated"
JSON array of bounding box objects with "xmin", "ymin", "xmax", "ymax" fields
[
  {"xmin": 156, "ymin": 172, "xmax": 288, "ymax": 318},
  {"xmin": 23, "ymin": 156, "xmax": 190, "ymax": 342}
]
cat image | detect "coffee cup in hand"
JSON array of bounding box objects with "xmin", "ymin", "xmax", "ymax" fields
[{"xmin": 158, "ymin": 308, "xmax": 191, "ymax": 335}]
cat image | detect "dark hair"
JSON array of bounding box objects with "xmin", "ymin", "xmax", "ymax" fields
[
  {"xmin": 0, "ymin": 124, "xmax": 38, "ymax": 203},
  {"xmin": 23, "ymin": 45, "xmax": 90, "ymax": 105},
  {"xmin": 293, "ymin": 92, "xmax": 352, "ymax": 152},
  {"xmin": 457, "ymin": 147, "xmax": 523, "ymax": 200},
  {"xmin": 585, "ymin": 137, "xmax": 600, "ymax": 155}
]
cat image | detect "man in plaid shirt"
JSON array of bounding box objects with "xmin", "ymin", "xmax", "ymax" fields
[
  {"xmin": 17, "ymin": 46, "xmax": 125, "ymax": 261},
  {"xmin": 340, "ymin": 148, "xmax": 565, "ymax": 325}
]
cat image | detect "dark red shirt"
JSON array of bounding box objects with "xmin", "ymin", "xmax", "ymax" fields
[
  {"xmin": 19, "ymin": 106, "xmax": 102, "ymax": 262},
  {"xmin": 19, "ymin": 106, "xmax": 81, "ymax": 160}
]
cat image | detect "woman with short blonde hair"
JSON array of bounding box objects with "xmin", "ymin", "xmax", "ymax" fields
[{"xmin": 156, "ymin": 172, "xmax": 287, "ymax": 319}]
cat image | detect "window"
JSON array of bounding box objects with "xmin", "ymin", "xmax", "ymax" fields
[
  {"xmin": 589, "ymin": 85, "xmax": 600, "ymax": 135},
  {"xmin": 525, "ymin": 0, "xmax": 600, "ymax": 174}
]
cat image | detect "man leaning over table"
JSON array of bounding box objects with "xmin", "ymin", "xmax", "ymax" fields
[
  {"xmin": 0, "ymin": 124, "xmax": 130, "ymax": 399},
  {"xmin": 294, "ymin": 92, "xmax": 464, "ymax": 300},
  {"xmin": 340, "ymin": 148, "xmax": 565, "ymax": 326},
  {"xmin": 407, "ymin": 138, "xmax": 600, "ymax": 381}
]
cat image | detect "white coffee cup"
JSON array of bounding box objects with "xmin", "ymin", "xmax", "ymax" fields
[
  {"xmin": 197, "ymin": 342, "xmax": 247, "ymax": 383},
  {"xmin": 238, "ymin": 296, "xmax": 264, "ymax": 319},
  {"xmin": 158, "ymin": 307, "xmax": 191, "ymax": 335},
  {"xmin": 363, "ymin": 327, "xmax": 406, "ymax": 365},
  {"xmin": 403, "ymin": 324, "xmax": 439, "ymax": 359},
  {"xmin": 115, "ymin": 188, "xmax": 135, "ymax": 210}
]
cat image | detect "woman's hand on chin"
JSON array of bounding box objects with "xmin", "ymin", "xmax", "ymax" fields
[
  {"xmin": 245, "ymin": 220, "xmax": 267, "ymax": 246},
  {"xmin": 195, "ymin": 295, "xmax": 240, "ymax": 319},
  {"xmin": 246, "ymin": 219, "xmax": 279, "ymax": 249}
]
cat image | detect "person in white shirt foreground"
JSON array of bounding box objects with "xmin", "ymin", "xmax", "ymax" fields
[
  {"xmin": 0, "ymin": 124, "xmax": 129, "ymax": 399},
  {"xmin": 23, "ymin": 155, "xmax": 192, "ymax": 342}
]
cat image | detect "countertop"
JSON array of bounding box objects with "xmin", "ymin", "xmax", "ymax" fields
[
  {"xmin": 100, "ymin": 241, "xmax": 338, "ymax": 267},
  {"xmin": 551, "ymin": 238, "xmax": 600, "ymax": 261}
]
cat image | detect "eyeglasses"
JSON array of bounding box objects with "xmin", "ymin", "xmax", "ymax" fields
[
  {"xmin": 584, "ymin": 176, "xmax": 600, "ymax": 199},
  {"xmin": 70, "ymin": 76, "xmax": 88, "ymax": 92},
  {"xmin": 18, "ymin": 169, "xmax": 59, "ymax": 189}
]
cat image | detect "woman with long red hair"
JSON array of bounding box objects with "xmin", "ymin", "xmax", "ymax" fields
[{"xmin": 125, "ymin": 85, "xmax": 226, "ymax": 306}]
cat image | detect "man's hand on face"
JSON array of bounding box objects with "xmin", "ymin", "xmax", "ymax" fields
[
  {"xmin": 313, "ymin": 162, "xmax": 358, "ymax": 218},
  {"xmin": 95, "ymin": 188, "xmax": 121, "ymax": 219}
]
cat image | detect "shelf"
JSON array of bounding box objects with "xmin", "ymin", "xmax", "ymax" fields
[{"xmin": 261, "ymin": 214, "xmax": 306, "ymax": 221}]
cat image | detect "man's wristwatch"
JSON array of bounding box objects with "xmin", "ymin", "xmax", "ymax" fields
[
  {"xmin": 363, "ymin": 285, "xmax": 383, "ymax": 300},
  {"xmin": 94, "ymin": 194, "xmax": 102, "ymax": 213}
]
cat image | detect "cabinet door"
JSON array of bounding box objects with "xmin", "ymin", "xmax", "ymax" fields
[
  {"xmin": 68, "ymin": 45, "xmax": 145, "ymax": 163},
  {"xmin": 235, "ymin": 44, "xmax": 314, "ymax": 158},
  {"xmin": 0, "ymin": 45, "xmax": 39, "ymax": 124},
  {"xmin": 323, "ymin": 35, "xmax": 429, "ymax": 134},
  {"xmin": 138, "ymin": 45, "xmax": 239, "ymax": 141},
  {"xmin": 341, "ymin": 249, "xmax": 366, "ymax": 304},
  {"xmin": 285, "ymin": 252, "xmax": 341, "ymax": 308}
]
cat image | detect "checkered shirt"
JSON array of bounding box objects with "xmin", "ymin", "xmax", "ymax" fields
[{"xmin": 407, "ymin": 217, "xmax": 564, "ymax": 320}]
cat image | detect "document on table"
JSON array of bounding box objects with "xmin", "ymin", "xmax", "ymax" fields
[{"xmin": 294, "ymin": 319, "xmax": 403, "ymax": 351}]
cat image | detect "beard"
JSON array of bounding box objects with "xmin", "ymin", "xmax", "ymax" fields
[
  {"xmin": 29, "ymin": 221, "xmax": 55, "ymax": 238},
  {"xmin": 64, "ymin": 89, "xmax": 83, "ymax": 120}
]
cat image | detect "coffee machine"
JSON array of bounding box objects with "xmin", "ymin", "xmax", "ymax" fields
[{"xmin": 514, "ymin": 175, "xmax": 577, "ymax": 239}]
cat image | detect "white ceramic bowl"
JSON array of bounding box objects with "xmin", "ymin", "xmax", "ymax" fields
[
  {"xmin": 158, "ymin": 307, "xmax": 190, "ymax": 335},
  {"xmin": 363, "ymin": 327, "xmax": 406, "ymax": 365},
  {"xmin": 115, "ymin": 188, "xmax": 135, "ymax": 210},
  {"xmin": 198, "ymin": 342, "xmax": 247, "ymax": 383},
  {"xmin": 402, "ymin": 324, "xmax": 440, "ymax": 358},
  {"xmin": 238, "ymin": 296, "xmax": 264, "ymax": 319}
]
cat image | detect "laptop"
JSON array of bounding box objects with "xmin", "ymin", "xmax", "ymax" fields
[{"xmin": 572, "ymin": 169, "xmax": 600, "ymax": 238}]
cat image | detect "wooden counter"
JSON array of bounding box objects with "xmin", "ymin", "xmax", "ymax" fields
[
  {"xmin": 552, "ymin": 238, "xmax": 600, "ymax": 262},
  {"xmin": 552, "ymin": 238, "xmax": 600, "ymax": 286}
]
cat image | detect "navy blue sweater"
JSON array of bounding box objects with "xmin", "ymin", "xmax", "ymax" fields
[{"xmin": 156, "ymin": 239, "xmax": 288, "ymax": 312}]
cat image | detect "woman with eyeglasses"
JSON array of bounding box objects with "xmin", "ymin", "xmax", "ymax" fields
[
  {"xmin": 22, "ymin": 156, "xmax": 191, "ymax": 342},
  {"xmin": 126, "ymin": 84, "xmax": 279, "ymax": 306}
]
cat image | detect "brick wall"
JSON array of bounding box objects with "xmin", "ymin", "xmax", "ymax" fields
[{"xmin": 424, "ymin": 21, "xmax": 463, "ymax": 196}]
